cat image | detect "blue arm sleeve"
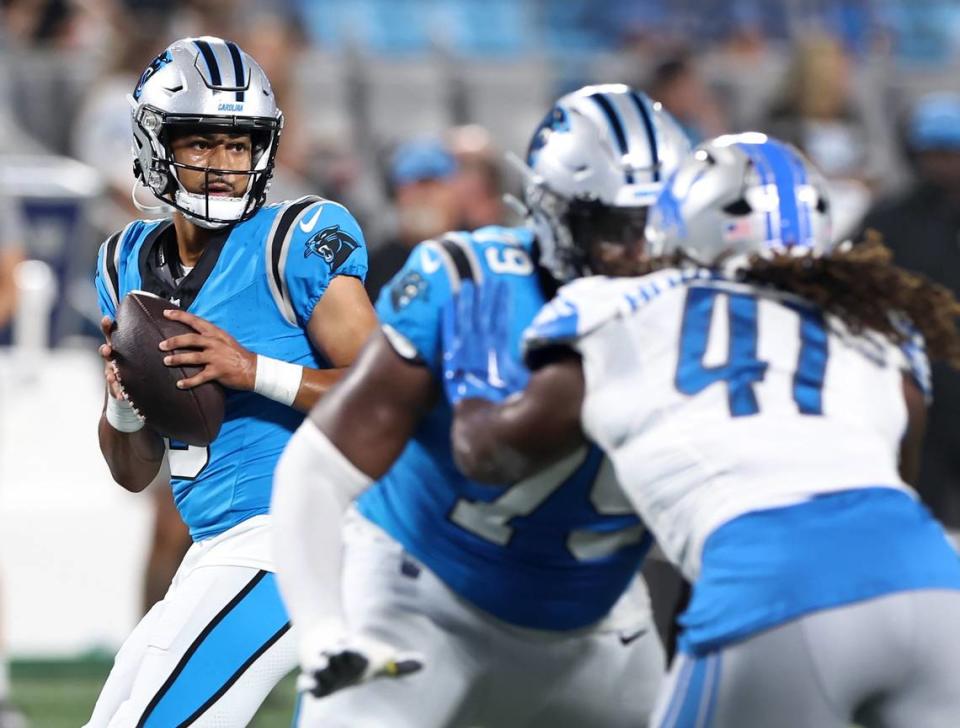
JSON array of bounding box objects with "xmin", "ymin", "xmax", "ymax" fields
[
  {"xmin": 94, "ymin": 239, "xmax": 118, "ymax": 319},
  {"xmin": 374, "ymin": 240, "xmax": 455, "ymax": 375},
  {"xmin": 283, "ymin": 201, "xmax": 369, "ymax": 328}
]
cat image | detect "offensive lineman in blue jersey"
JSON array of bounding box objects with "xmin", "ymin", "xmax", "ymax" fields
[
  {"xmin": 86, "ymin": 38, "xmax": 376, "ymax": 727},
  {"xmin": 271, "ymin": 86, "xmax": 691, "ymax": 726}
]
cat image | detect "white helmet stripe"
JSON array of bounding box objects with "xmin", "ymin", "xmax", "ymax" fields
[
  {"xmin": 588, "ymin": 92, "xmax": 632, "ymax": 183},
  {"xmin": 628, "ymin": 91, "xmax": 661, "ymax": 182},
  {"xmin": 608, "ymin": 91, "xmax": 655, "ymax": 172}
]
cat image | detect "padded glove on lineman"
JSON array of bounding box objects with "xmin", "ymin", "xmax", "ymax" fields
[
  {"xmin": 442, "ymin": 280, "xmax": 530, "ymax": 405},
  {"xmin": 297, "ymin": 627, "xmax": 423, "ymax": 698}
]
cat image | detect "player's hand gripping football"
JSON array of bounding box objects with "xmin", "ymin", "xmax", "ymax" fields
[
  {"xmin": 297, "ymin": 628, "xmax": 423, "ymax": 698},
  {"xmin": 99, "ymin": 316, "xmax": 138, "ymax": 406},
  {"xmin": 442, "ymin": 280, "xmax": 529, "ymax": 404},
  {"xmin": 158, "ymin": 310, "xmax": 257, "ymax": 391}
]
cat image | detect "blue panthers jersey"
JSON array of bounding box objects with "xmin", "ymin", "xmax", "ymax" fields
[
  {"xmin": 357, "ymin": 226, "xmax": 651, "ymax": 631},
  {"xmin": 95, "ymin": 196, "xmax": 368, "ymax": 540}
]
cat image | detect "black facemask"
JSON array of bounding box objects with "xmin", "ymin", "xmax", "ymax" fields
[{"xmin": 567, "ymin": 201, "xmax": 648, "ymax": 250}]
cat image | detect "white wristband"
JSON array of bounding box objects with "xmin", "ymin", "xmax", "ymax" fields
[
  {"xmin": 254, "ymin": 355, "xmax": 304, "ymax": 407},
  {"xmin": 105, "ymin": 394, "xmax": 145, "ymax": 433}
]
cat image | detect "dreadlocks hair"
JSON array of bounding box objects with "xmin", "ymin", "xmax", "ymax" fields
[{"xmin": 637, "ymin": 231, "xmax": 960, "ymax": 369}]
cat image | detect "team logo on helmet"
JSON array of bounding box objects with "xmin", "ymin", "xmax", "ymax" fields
[
  {"xmin": 133, "ymin": 50, "xmax": 174, "ymax": 101},
  {"xmin": 526, "ymin": 106, "xmax": 571, "ymax": 166},
  {"xmin": 304, "ymin": 225, "xmax": 359, "ymax": 268}
]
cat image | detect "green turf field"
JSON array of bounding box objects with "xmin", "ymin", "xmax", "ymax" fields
[{"xmin": 11, "ymin": 658, "xmax": 297, "ymax": 727}]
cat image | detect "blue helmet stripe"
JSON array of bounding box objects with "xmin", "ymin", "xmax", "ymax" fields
[
  {"xmin": 737, "ymin": 143, "xmax": 775, "ymax": 244},
  {"xmin": 739, "ymin": 141, "xmax": 810, "ymax": 249},
  {"xmin": 193, "ymin": 39, "xmax": 222, "ymax": 87},
  {"xmin": 589, "ymin": 93, "xmax": 634, "ymax": 183},
  {"xmin": 629, "ymin": 91, "xmax": 661, "ymax": 182},
  {"xmin": 225, "ymin": 41, "xmax": 246, "ymax": 102},
  {"xmin": 788, "ymin": 146, "xmax": 813, "ymax": 246},
  {"xmin": 760, "ymin": 141, "xmax": 806, "ymax": 248}
]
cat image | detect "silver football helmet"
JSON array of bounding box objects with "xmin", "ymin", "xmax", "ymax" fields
[
  {"xmin": 129, "ymin": 36, "xmax": 283, "ymax": 228},
  {"xmin": 645, "ymin": 133, "xmax": 833, "ymax": 263},
  {"xmin": 517, "ymin": 84, "xmax": 690, "ymax": 282}
]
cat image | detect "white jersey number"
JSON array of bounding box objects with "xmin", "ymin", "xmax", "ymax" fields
[
  {"xmin": 450, "ymin": 448, "xmax": 645, "ymax": 561},
  {"xmin": 166, "ymin": 440, "xmax": 210, "ymax": 479},
  {"xmin": 485, "ymin": 247, "xmax": 534, "ymax": 277}
]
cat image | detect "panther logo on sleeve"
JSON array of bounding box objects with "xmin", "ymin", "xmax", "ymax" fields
[{"xmin": 304, "ymin": 225, "xmax": 359, "ymax": 269}]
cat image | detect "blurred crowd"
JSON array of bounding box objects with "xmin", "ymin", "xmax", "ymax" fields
[{"xmin": 2, "ymin": 2, "xmax": 960, "ymax": 528}]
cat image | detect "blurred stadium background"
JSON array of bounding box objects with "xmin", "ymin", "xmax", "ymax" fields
[{"xmin": 2, "ymin": 0, "xmax": 960, "ymax": 724}]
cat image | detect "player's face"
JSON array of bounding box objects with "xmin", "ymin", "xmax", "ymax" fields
[
  {"xmin": 169, "ymin": 130, "xmax": 254, "ymax": 197},
  {"xmin": 569, "ymin": 204, "xmax": 648, "ymax": 277}
]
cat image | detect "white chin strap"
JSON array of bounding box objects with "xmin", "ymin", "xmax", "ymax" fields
[{"xmin": 174, "ymin": 190, "xmax": 248, "ymax": 229}]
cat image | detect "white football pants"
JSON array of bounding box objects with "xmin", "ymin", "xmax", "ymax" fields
[
  {"xmin": 84, "ymin": 515, "xmax": 297, "ymax": 727},
  {"xmin": 297, "ymin": 509, "xmax": 665, "ymax": 728}
]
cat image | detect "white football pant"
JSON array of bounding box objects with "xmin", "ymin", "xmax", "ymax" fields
[
  {"xmin": 297, "ymin": 509, "xmax": 665, "ymax": 728},
  {"xmin": 84, "ymin": 515, "xmax": 297, "ymax": 727}
]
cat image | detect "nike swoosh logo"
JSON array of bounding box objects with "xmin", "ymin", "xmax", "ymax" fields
[
  {"xmin": 618, "ymin": 627, "xmax": 648, "ymax": 646},
  {"xmin": 299, "ymin": 205, "xmax": 324, "ymax": 233},
  {"xmin": 420, "ymin": 247, "xmax": 443, "ymax": 274}
]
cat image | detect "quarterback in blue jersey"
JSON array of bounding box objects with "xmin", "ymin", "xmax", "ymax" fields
[
  {"xmin": 444, "ymin": 135, "xmax": 960, "ymax": 728},
  {"xmin": 86, "ymin": 38, "xmax": 376, "ymax": 727},
  {"xmin": 272, "ymin": 86, "xmax": 691, "ymax": 726}
]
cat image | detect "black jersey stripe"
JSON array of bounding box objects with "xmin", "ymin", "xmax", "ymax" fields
[
  {"xmin": 439, "ymin": 235, "xmax": 476, "ymax": 283},
  {"xmin": 270, "ymin": 197, "xmax": 323, "ymax": 311},
  {"xmin": 104, "ymin": 230, "xmax": 123, "ymax": 305}
]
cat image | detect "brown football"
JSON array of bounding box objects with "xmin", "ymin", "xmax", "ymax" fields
[{"xmin": 111, "ymin": 291, "xmax": 225, "ymax": 446}]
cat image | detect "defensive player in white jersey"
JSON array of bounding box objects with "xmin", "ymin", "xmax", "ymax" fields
[
  {"xmin": 88, "ymin": 38, "xmax": 376, "ymax": 726},
  {"xmin": 271, "ymin": 86, "xmax": 690, "ymax": 726},
  {"xmin": 443, "ymin": 133, "xmax": 960, "ymax": 727}
]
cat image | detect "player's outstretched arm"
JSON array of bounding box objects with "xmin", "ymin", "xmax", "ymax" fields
[
  {"xmin": 296, "ymin": 275, "xmax": 379, "ymax": 411},
  {"xmin": 97, "ymin": 317, "xmax": 165, "ymax": 492},
  {"xmin": 451, "ymin": 355, "xmax": 586, "ymax": 484},
  {"xmin": 272, "ymin": 331, "xmax": 435, "ymax": 695}
]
